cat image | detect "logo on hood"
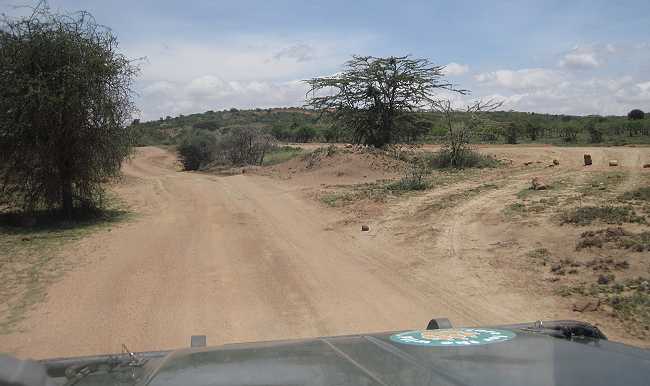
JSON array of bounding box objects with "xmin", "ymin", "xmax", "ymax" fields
[{"xmin": 390, "ymin": 328, "xmax": 515, "ymax": 347}]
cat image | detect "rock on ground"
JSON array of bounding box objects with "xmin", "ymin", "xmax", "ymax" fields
[{"xmin": 531, "ymin": 177, "xmax": 548, "ymax": 190}]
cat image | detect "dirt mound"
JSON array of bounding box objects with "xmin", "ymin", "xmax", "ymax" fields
[{"xmin": 261, "ymin": 146, "xmax": 407, "ymax": 186}]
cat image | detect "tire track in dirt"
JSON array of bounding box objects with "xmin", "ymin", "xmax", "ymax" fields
[{"xmin": 2, "ymin": 147, "xmax": 514, "ymax": 359}]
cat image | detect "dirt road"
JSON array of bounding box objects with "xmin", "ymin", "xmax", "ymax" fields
[{"xmin": 2, "ymin": 146, "xmax": 647, "ymax": 358}]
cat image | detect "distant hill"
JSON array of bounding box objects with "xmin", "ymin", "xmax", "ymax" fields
[{"xmin": 133, "ymin": 107, "xmax": 650, "ymax": 147}]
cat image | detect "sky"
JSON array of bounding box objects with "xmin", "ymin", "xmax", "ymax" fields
[{"xmin": 2, "ymin": 0, "xmax": 650, "ymax": 120}]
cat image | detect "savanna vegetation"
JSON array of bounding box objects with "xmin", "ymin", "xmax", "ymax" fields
[
  {"xmin": 134, "ymin": 106, "xmax": 650, "ymax": 149},
  {"xmin": 0, "ymin": 7, "xmax": 138, "ymax": 218}
]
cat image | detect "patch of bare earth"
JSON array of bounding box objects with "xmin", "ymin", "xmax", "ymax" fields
[
  {"xmin": 2, "ymin": 145, "xmax": 649, "ymax": 360},
  {"xmin": 276, "ymin": 145, "xmax": 650, "ymax": 348}
]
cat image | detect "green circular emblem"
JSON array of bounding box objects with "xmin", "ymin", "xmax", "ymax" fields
[{"xmin": 390, "ymin": 328, "xmax": 515, "ymax": 347}]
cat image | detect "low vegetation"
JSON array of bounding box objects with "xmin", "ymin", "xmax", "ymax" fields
[
  {"xmin": 133, "ymin": 106, "xmax": 650, "ymax": 148},
  {"xmin": 579, "ymin": 172, "xmax": 627, "ymax": 197},
  {"xmin": 621, "ymin": 187, "xmax": 650, "ymax": 202},
  {"xmin": 556, "ymin": 276, "xmax": 649, "ymax": 339},
  {"xmin": 387, "ymin": 158, "xmax": 430, "ymax": 191},
  {"xmin": 262, "ymin": 146, "xmax": 303, "ymax": 166},
  {"xmin": 303, "ymin": 145, "xmax": 338, "ymax": 169},
  {"xmin": 427, "ymin": 148, "xmax": 499, "ymax": 169},
  {"xmin": 177, "ymin": 130, "xmax": 217, "ymax": 170},
  {"xmin": 177, "ymin": 127, "xmax": 275, "ymax": 170},
  {"xmin": 560, "ymin": 206, "xmax": 646, "ymax": 226},
  {"xmin": 576, "ymin": 228, "xmax": 650, "ymax": 252}
]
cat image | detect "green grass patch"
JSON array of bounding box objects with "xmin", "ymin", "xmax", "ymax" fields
[
  {"xmin": 560, "ymin": 206, "xmax": 646, "ymax": 226},
  {"xmin": 262, "ymin": 146, "xmax": 303, "ymax": 166},
  {"xmin": 620, "ymin": 187, "xmax": 650, "ymax": 202}
]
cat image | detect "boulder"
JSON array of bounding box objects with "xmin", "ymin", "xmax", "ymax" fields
[
  {"xmin": 553, "ymin": 159, "xmax": 560, "ymax": 165},
  {"xmin": 573, "ymin": 298, "xmax": 600, "ymax": 313},
  {"xmin": 524, "ymin": 161, "xmax": 533, "ymax": 166},
  {"xmin": 531, "ymin": 177, "xmax": 548, "ymax": 190},
  {"xmin": 609, "ymin": 160, "xmax": 619, "ymax": 167},
  {"xmin": 584, "ymin": 154, "xmax": 592, "ymax": 166},
  {"xmin": 643, "ymin": 163, "xmax": 650, "ymax": 168},
  {"xmin": 361, "ymin": 225, "xmax": 370, "ymax": 231}
]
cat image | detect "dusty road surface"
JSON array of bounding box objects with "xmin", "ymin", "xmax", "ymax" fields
[{"xmin": 2, "ymin": 146, "xmax": 648, "ymax": 358}]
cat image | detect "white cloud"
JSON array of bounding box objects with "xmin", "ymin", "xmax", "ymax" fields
[
  {"xmin": 559, "ymin": 52, "xmax": 600, "ymax": 69},
  {"xmin": 442, "ymin": 62, "xmax": 469, "ymax": 76},
  {"xmin": 637, "ymin": 81, "xmax": 650, "ymax": 93},
  {"xmin": 125, "ymin": 35, "xmax": 371, "ymax": 119},
  {"xmin": 557, "ymin": 44, "xmax": 619, "ymax": 70},
  {"xmin": 135, "ymin": 77, "xmax": 309, "ymax": 120},
  {"xmin": 475, "ymin": 68, "xmax": 563, "ymax": 91},
  {"xmin": 473, "ymin": 72, "xmax": 650, "ymax": 115},
  {"xmin": 273, "ymin": 43, "xmax": 315, "ymax": 62}
]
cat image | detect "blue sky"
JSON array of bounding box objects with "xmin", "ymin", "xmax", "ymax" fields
[{"xmin": 2, "ymin": 0, "xmax": 650, "ymax": 120}]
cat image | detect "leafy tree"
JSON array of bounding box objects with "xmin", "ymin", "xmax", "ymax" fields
[
  {"xmin": 295, "ymin": 126, "xmax": 317, "ymax": 142},
  {"xmin": 192, "ymin": 120, "xmax": 222, "ymax": 131},
  {"xmin": 628, "ymin": 109, "xmax": 645, "ymax": 120},
  {"xmin": 270, "ymin": 124, "xmax": 291, "ymax": 141},
  {"xmin": 586, "ymin": 120, "xmax": 603, "ymax": 143},
  {"xmin": 177, "ymin": 131, "xmax": 216, "ymax": 170},
  {"xmin": 305, "ymin": 55, "xmax": 466, "ymax": 147},
  {"xmin": 0, "ymin": 6, "xmax": 138, "ymax": 216},
  {"xmin": 322, "ymin": 122, "xmax": 349, "ymax": 143},
  {"xmin": 504, "ymin": 122, "xmax": 519, "ymax": 144},
  {"xmin": 395, "ymin": 114, "xmax": 431, "ymax": 142},
  {"xmin": 561, "ymin": 125, "xmax": 580, "ymax": 142},
  {"xmin": 524, "ymin": 120, "xmax": 540, "ymax": 141}
]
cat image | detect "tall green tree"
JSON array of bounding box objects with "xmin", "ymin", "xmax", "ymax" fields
[
  {"xmin": 0, "ymin": 7, "xmax": 138, "ymax": 216},
  {"xmin": 305, "ymin": 55, "xmax": 466, "ymax": 147},
  {"xmin": 628, "ymin": 109, "xmax": 645, "ymax": 120}
]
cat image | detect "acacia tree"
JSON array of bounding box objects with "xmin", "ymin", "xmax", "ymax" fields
[
  {"xmin": 0, "ymin": 6, "xmax": 138, "ymax": 217},
  {"xmin": 304, "ymin": 55, "xmax": 466, "ymax": 147}
]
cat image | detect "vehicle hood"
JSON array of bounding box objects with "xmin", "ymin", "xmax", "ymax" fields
[{"xmin": 143, "ymin": 329, "xmax": 650, "ymax": 386}]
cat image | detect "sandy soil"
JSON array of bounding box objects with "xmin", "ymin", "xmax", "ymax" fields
[{"xmin": 1, "ymin": 145, "xmax": 649, "ymax": 359}]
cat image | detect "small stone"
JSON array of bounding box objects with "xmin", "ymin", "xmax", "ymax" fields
[
  {"xmin": 531, "ymin": 177, "xmax": 548, "ymax": 190},
  {"xmin": 609, "ymin": 160, "xmax": 619, "ymax": 167},
  {"xmin": 643, "ymin": 163, "xmax": 650, "ymax": 168},
  {"xmin": 584, "ymin": 154, "xmax": 592, "ymax": 166},
  {"xmin": 361, "ymin": 225, "xmax": 370, "ymax": 231},
  {"xmin": 553, "ymin": 159, "xmax": 560, "ymax": 165},
  {"xmin": 597, "ymin": 274, "xmax": 613, "ymax": 285},
  {"xmin": 524, "ymin": 161, "xmax": 533, "ymax": 166}
]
